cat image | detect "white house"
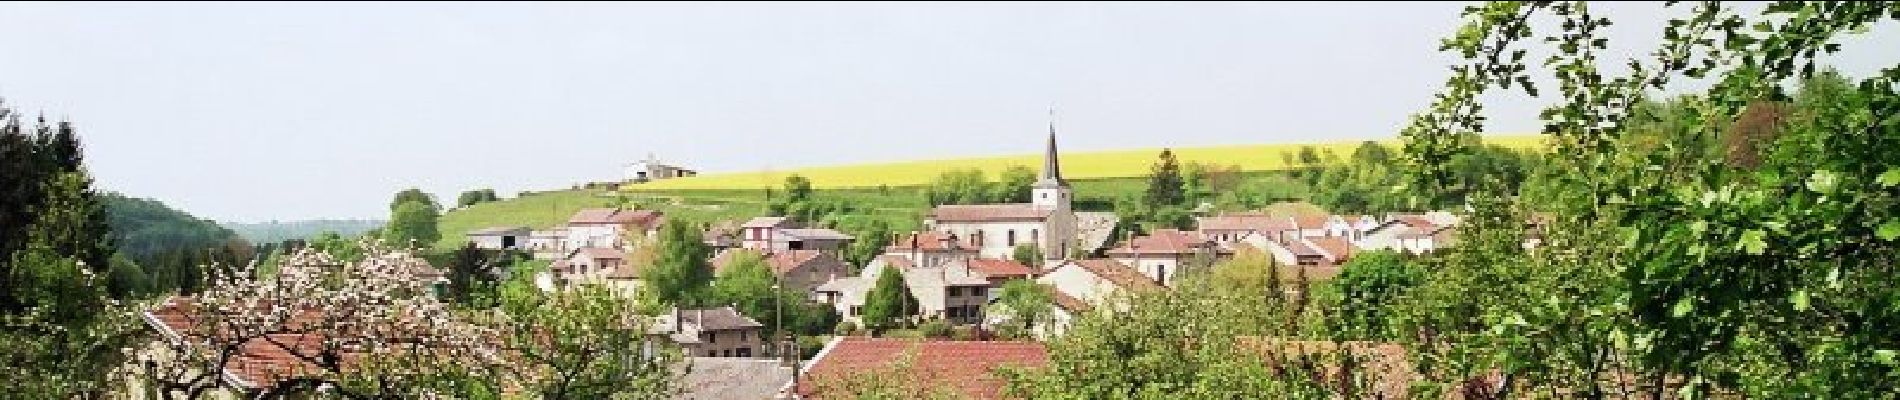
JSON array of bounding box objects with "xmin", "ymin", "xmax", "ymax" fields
[
  {"xmin": 527, "ymin": 227, "xmax": 568, "ymax": 258},
  {"xmin": 467, "ymin": 226, "xmax": 530, "ymax": 250},
  {"xmin": 923, "ymin": 125, "xmax": 1100, "ymax": 261},
  {"xmin": 1355, "ymin": 214, "xmax": 1457, "ymax": 255},
  {"xmin": 814, "ymin": 259, "xmax": 993, "ymax": 326},
  {"xmin": 549, "ymin": 247, "xmax": 642, "ymax": 295},
  {"xmin": 875, "ymin": 231, "xmax": 980, "ymax": 271},
  {"xmin": 563, "ymin": 208, "xmax": 665, "ymax": 250},
  {"xmin": 625, "ymin": 154, "xmax": 697, "ymax": 183},
  {"xmin": 1323, "ymin": 215, "xmax": 1384, "ymax": 241},
  {"xmin": 737, "ymin": 216, "xmax": 854, "ymax": 253}
]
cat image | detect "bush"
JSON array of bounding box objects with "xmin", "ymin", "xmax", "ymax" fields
[
  {"xmin": 919, "ymin": 319, "xmax": 952, "ymax": 338},
  {"xmin": 834, "ymin": 320, "xmax": 859, "ymax": 336},
  {"xmin": 951, "ymin": 325, "xmax": 981, "ymax": 341}
]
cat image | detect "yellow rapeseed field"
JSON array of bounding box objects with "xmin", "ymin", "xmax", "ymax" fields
[{"xmin": 626, "ymin": 135, "xmax": 1544, "ymax": 191}]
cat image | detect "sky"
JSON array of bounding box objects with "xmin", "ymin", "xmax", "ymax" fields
[{"xmin": 1, "ymin": 2, "xmax": 1896, "ymax": 223}]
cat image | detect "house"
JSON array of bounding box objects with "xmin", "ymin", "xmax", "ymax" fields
[
  {"xmin": 982, "ymin": 283, "xmax": 1091, "ymax": 339},
  {"xmin": 795, "ymin": 337, "xmax": 1049, "ymax": 400},
  {"xmin": 813, "ymin": 260, "xmax": 993, "ymax": 326},
  {"xmin": 738, "ymin": 216, "xmax": 854, "ymax": 253},
  {"xmin": 923, "ymin": 125, "xmax": 1112, "ymax": 261},
  {"xmin": 1292, "ymin": 214, "xmax": 1331, "ymax": 238},
  {"xmin": 1323, "ymin": 214, "xmax": 1383, "ymax": 241},
  {"xmin": 965, "ymin": 258, "xmax": 1035, "ymax": 286},
  {"xmin": 625, "ymin": 154, "xmax": 697, "ymax": 183},
  {"xmin": 876, "ymin": 231, "xmax": 980, "ymax": 271},
  {"xmin": 650, "ymin": 306, "xmax": 765, "ymax": 358},
  {"xmin": 1197, "ymin": 212, "xmax": 1297, "ymax": 244},
  {"xmin": 711, "ymin": 248, "xmax": 851, "ymax": 294},
  {"xmin": 1036, "ymin": 258, "xmax": 1163, "ymax": 308},
  {"xmin": 466, "ymin": 226, "xmax": 530, "ymax": 250},
  {"xmin": 563, "ymin": 208, "xmax": 665, "ymax": 250},
  {"xmin": 1104, "ymin": 229, "xmax": 1230, "ymax": 287},
  {"xmin": 527, "ymin": 227, "xmax": 568, "ymax": 258},
  {"xmin": 703, "ymin": 220, "xmax": 741, "ymax": 250},
  {"xmin": 1356, "ymin": 214, "xmax": 1457, "ymax": 255},
  {"xmin": 549, "ymin": 247, "xmax": 642, "ymax": 294}
]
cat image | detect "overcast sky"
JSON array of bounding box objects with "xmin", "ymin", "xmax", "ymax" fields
[{"xmin": 2, "ymin": 2, "xmax": 1896, "ymax": 222}]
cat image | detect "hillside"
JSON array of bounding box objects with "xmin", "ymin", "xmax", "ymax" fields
[
  {"xmin": 625, "ymin": 136, "xmax": 1543, "ymax": 191},
  {"xmin": 225, "ymin": 219, "xmax": 384, "ymax": 244},
  {"xmin": 102, "ymin": 193, "xmax": 243, "ymax": 261}
]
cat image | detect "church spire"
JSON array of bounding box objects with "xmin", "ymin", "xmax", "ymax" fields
[{"xmin": 1040, "ymin": 107, "xmax": 1064, "ymax": 185}]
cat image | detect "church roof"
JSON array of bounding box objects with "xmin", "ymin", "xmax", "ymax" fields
[{"xmin": 927, "ymin": 204, "xmax": 1054, "ymax": 223}]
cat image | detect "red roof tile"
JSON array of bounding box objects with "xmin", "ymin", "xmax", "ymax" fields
[
  {"xmin": 1066, "ymin": 259, "xmax": 1163, "ymax": 292},
  {"xmin": 1106, "ymin": 229, "xmax": 1224, "ymax": 256},
  {"xmin": 1307, "ymin": 237, "xmax": 1354, "ymax": 261},
  {"xmin": 1292, "ymin": 214, "xmax": 1330, "ymax": 230},
  {"xmin": 886, "ymin": 231, "xmax": 980, "ymax": 252},
  {"xmin": 714, "ymin": 249, "xmax": 835, "ymax": 275},
  {"xmin": 798, "ymin": 338, "xmax": 1048, "ymax": 400},
  {"xmin": 966, "ymin": 258, "xmax": 1034, "ymax": 280},
  {"xmin": 1197, "ymin": 213, "xmax": 1295, "ymax": 232}
]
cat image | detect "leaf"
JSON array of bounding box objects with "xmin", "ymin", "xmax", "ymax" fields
[
  {"xmin": 1806, "ymin": 170, "xmax": 1838, "ymax": 193},
  {"xmin": 1739, "ymin": 229, "xmax": 1767, "ymax": 255},
  {"xmin": 1879, "ymin": 220, "xmax": 1900, "ymax": 241},
  {"xmin": 1791, "ymin": 290, "xmax": 1809, "ymax": 312},
  {"xmin": 1878, "ymin": 168, "xmax": 1900, "ymax": 187},
  {"xmin": 1672, "ymin": 297, "xmax": 1695, "ymax": 318},
  {"xmin": 1877, "ymin": 349, "xmax": 1898, "ymax": 365}
]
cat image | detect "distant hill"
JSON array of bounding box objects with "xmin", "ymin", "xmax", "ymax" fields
[
  {"xmin": 625, "ymin": 136, "xmax": 1544, "ymax": 191},
  {"xmin": 224, "ymin": 219, "xmax": 384, "ymax": 244},
  {"xmin": 102, "ymin": 193, "xmax": 242, "ymax": 260}
]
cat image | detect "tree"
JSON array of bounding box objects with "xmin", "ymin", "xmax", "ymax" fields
[
  {"xmin": 710, "ymin": 250, "xmax": 780, "ymax": 330},
  {"xmin": 382, "ymin": 199, "xmax": 441, "ymax": 248},
  {"xmin": 992, "ymin": 279, "xmax": 1052, "ymax": 339},
  {"xmin": 859, "ymin": 267, "xmax": 916, "ymax": 332},
  {"xmin": 1011, "ymin": 244, "xmax": 1043, "ymax": 268},
  {"xmin": 993, "ymin": 165, "xmax": 1038, "ymax": 203},
  {"xmin": 841, "ymin": 219, "xmax": 891, "ymax": 272},
  {"xmin": 925, "ymin": 168, "xmax": 992, "ymax": 206},
  {"xmin": 390, "ymin": 188, "xmax": 439, "ymax": 211},
  {"xmin": 496, "ymin": 284, "xmax": 684, "ymax": 399},
  {"xmin": 444, "ymin": 242, "xmax": 500, "ymax": 308},
  {"xmin": 1143, "ymin": 149, "xmax": 1186, "ymax": 207},
  {"xmin": 784, "ymin": 174, "xmax": 814, "ymax": 204},
  {"xmin": 105, "ymin": 252, "xmax": 149, "ymax": 299},
  {"xmin": 455, "ymin": 188, "xmax": 500, "ymax": 209},
  {"xmin": 1319, "ymin": 250, "xmax": 1421, "ymax": 340},
  {"xmin": 645, "ymin": 220, "xmax": 713, "ymax": 307}
]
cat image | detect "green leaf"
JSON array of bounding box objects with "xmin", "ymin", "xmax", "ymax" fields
[
  {"xmin": 1672, "ymin": 297, "xmax": 1695, "ymax": 318},
  {"xmin": 1876, "ymin": 349, "xmax": 1898, "ymax": 365},
  {"xmin": 1879, "ymin": 220, "xmax": 1900, "ymax": 241},
  {"xmin": 1791, "ymin": 290, "xmax": 1809, "ymax": 312},
  {"xmin": 1806, "ymin": 170, "xmax": 1838, "ymax": 193},
  {"xmin": 1739, "ymin": 229, "xmax": 1768, "ymax": 255},
  {"xmin": 1878, "ymin": 168, "xmax": 1900, "ymax": 187}
]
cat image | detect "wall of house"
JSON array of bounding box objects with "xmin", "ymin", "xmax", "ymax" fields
[
  {"xmin": 564, "ymin": 224, "xmax": 623, "ymax": 250},
  {"xmin": 1111, "ymin": 254, "xmax": 1187, "ymax": 287},
  {"xmin": 783, "ymin": 257, "xmax": 847, "ymax": 294},
  {"xmin": 942, "ymin": 285, "xmax": 989, "ymax": 325},
  {"xmin": 931, "ymin": 220, "xmax": 1050, "ymax": 259},
  {"xmin": 685, "ymin": 329, "xmax": 762, "ymax": 358},
  {"xmin": 1037, "ymin": 264, "xmax": 1114, "ymax": 304}
]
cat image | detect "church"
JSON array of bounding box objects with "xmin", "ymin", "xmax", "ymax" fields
[{"xmin": 922, "ymin": 123, "xmax": 1104, "ymax": 261}]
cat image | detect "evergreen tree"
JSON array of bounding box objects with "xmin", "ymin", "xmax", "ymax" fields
[
  {"xmin": 860, "ymin": 267, "xmax": 915, "ymax": 332},
  {"xmin": 444, "ymin": 242, "xmax": 498, "ymax": 307},
  {"xmin": 1143, "ymin": 149, "xmax": 1186, "ymax": 207}
]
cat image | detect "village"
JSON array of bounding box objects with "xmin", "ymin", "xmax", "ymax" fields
[{"xmin": 408, "ymin": 129, "xmax": 1503, "ymax": 398}]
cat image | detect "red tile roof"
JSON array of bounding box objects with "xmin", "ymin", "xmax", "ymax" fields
[
  {"xmin": 927, "ymin": 204, "xmax": 1053, "ymax": 222},
  {"xmin": 144, "ymin": 298, "xmax": 360, "ymax": 390},
  {"xmin": 1106, "ymin": 229, "xmax": 1224, "ymax": 256},
  {"xmin": 886, "ymin": 231, "xmax": 980, "ymax": 252},
  {"xmin": 1198, "ymin": 213, "xmax": 1295, "ymax": 232},
  {"xmin": 1066, "ymin": 259, "xmax": 1163, "ymax": 292},
  {"xmin": 966, "ymin": 258, "xmax": 1034, "ymax": 280},
  {"xmin": 798, "ymin": 337, "xmax": 1048, "ymax": 400},
  {"xmin": 875, "ymin": 255, "xmax": 916, "ymax": 271},
  {"xmin": 713, "ymin": 249, "xmax": 836, "ymax": 275},
  {"xmin": 567, "ymin": 208, "xmax": 665, "ymax": 229},
  {"xmin": 1292, "ymin": 214, "xmax": 1330, "ymax": 230},
  {"xmin": 577, "ymin": 247, "xmax": 627, "ymax": 260},
  {"xmin": 1042, "ymin": 284, "xmax": 1093, "ymax": 313},
  {"xmin": 1307, "ymin": 237, "xmax": 1354, "ymax": 261}
]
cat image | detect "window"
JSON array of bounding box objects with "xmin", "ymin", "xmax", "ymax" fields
[
  {"xmin": 740, "ymin": 330, "xmax": 749, "ymax": 342},
  {"xmin": 722, "ymin": 349, "xmax": 732, "ymax": 357},
  {"xmin": 1007, "ymin": 230, "xmax": 1017, "ymax": 246},
  {"xmin": 972, "ymin": 287, "xmax": 986, "ymax": 298},
  {"xmin": 706, "ymin": 332, "xmax": 717, "ymax": 344},
  {"xmin": 948, "ymin": 287, "xmax": 960, "ymax": 297},
  {"xmin": 706, "ymin": 350, "xmax": 716, "ymax": 357},
  {"xmin": 737, "ymin": 347, "xmax": 752, "ymax": 357},
  {"xmin": 850, "ymin": 306, "xmax": 862, "ymax": 316}
]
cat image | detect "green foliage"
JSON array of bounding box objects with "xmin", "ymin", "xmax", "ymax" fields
[
  {"xmin": 918, "ymin": 318, "xmax": 952, "ymax": 338},
  {"xmin": 104, "ymin": 252, "xmax": 148, "ymax": 299},
  {"xmin": 1395, "ymin": 2, "xmax": 1900, "ymax": 397},
  {"xmin": 646, "ymin": 220, "xmax": 714, "ymax": 307},
  {"xmin": 925, "ymin": 168, "xmax": 994, "ymax": 206},
  {"xmin": 992, "ymin": 279, "xmax": 1052, "ymax": 340},
  {"xmin": 1317, "ymin": 250, "xmax": 1422, "ymax": 340},
  {"xmin": 1143, "ymin": 149, "xmax": 1187, "ymax": 207},
  {"xmin": 994, "ymin": 165, "xmax": 1038, "ymax": 203},
  {"xmin": 101, "ymin": 193, "xmax": 241, "ymax": 264},
  {"xmin": 223, "ymin": 219, "xmax": 383, "ymax": 244},
  {"xmin": 444, "ymin": 242, "xmax": 504, "ymax": 308},
  {"xmin": 860, "ymin": 267, "xmax": 917, "ymax": 332},
  {"xmin": 495, "ymin": 284, "xmax": 684, "ymax": 399},
  {"xmin": 1011, "ymin": 244, "xmax": 1043, "ymax": 268},
  {"xmin": 391, "ymin": 188, "xmax": 440, "ymax": 211},
  {"xmin": 784, "ymin": 174, "xmax": 815, "ymax": 204},
  {"xmin": 384, "ymin": 199, "xmax": 442, "ymax": 248},
  {"xmin": 840, "ymin": 218, "xmax": 892, "ymax": 271},
  {"xmin": 710, "ymin": 250, "xmax": 838, "ymax": 336},
  {"xmin": 455, "ymin": 188, "xmax": 501, "ymax": 208}
]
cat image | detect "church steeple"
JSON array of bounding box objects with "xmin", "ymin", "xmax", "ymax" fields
[{"xmin": 1040, "ymin": 121, "xmax": 1063, "ymax": 184}]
